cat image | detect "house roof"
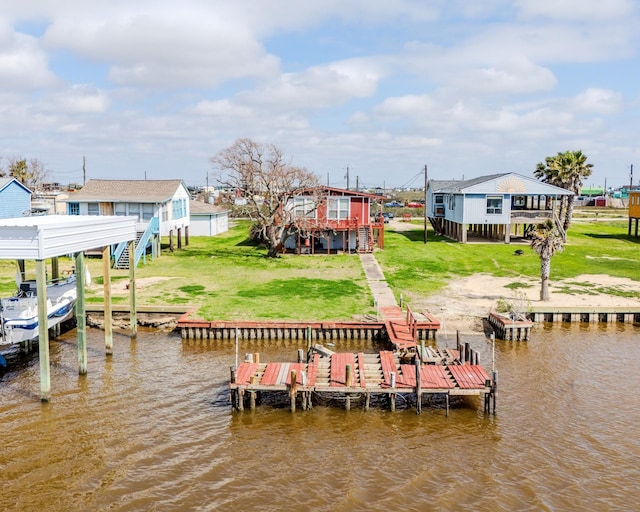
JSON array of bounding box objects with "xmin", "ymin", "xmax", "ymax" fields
[
  {"xmin": 298, "ymin": 186, "xmax": 379, "ymax": 199},
  {"xmin": 0, "ymin": 177, "xmax": 32, "ymax": 195},
  {"xmin": 189, "ymin": 199, "xmax": 228, "ymax": 215},
  {"xmin": 66, "ymin": 179, "xmax": 188, "ymax": 203},
  {"xmin": 429, "ymin": 173, "xmax": 573, "ymax": 196}
]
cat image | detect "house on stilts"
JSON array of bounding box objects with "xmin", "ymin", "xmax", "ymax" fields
[{"xmin": 427, "ymin": 173, "xmax": 573, "ymax": 243}]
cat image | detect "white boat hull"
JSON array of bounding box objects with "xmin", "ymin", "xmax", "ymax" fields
[{"xmin": 1, "ymin": 276, "xmax": 77, "ymax": 347}]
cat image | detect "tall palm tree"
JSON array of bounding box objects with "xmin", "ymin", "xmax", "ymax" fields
[
  {"xmin": 530, "ymin": 219, "xmax": 565, "ymax": 301},
  {"xmin": 534, "ymin": 150, "xmax": 593, "ymax": 232}
]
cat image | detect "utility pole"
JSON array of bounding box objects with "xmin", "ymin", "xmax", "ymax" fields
[
  {"xmin": 356, "ymin": 176, "xmax": 359, "ymax": 192},
  {"xmin": 82, "ymin": 155, "xmax": 86, "ymax": 185},
  {"xmin": 344, "ymin": 166, "xmax": 350, "ymax": 190},
  {"xmin": 423, "ymin": 164, "xmax": 428, "ymax": 244},
  {"xmin": 631, "ymin": 164, "xmax": 634, "ymax": 191},
  {"xmin": 327, "ymin": 172, "xmax": 329, "ymax": 187}
]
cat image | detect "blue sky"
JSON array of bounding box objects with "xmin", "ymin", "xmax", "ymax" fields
[{"xmin": 1, "ymin": 0, "xmax": 638, "ymax": 190}]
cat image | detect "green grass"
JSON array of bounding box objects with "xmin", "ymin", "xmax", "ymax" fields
[
  {"xmin": 375, "ymin": 219, "xmax": 640, "ymax": 302},
  {"xmin": 81, "ymin": 221, "xmax": 374, "ymax": 321}
]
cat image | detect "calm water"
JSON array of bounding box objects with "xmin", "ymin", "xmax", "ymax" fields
[{"xmin": 1, "ymin": 324, "xmax": 639, "ymax": 511}]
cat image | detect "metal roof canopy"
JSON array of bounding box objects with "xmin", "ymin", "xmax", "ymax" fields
[{"xmin": 0, "ymin": 215, "xmax": 137, "ymax": 260}]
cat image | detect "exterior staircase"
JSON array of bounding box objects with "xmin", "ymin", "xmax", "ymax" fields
[{"xmin": 357, "ymin": 225, "xmax": 374, "ymax": 253}]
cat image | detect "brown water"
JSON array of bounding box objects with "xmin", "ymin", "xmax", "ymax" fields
[{"xmin": 1, "ymin": 324, "xmax": 639, "ymax": 512}]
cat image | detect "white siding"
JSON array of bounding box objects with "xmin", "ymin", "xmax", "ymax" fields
[{"xmin": 189, "ymin": 213, "xmax": 229, "ymax": 237}]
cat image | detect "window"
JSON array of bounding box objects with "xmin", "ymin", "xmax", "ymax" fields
[
  {"xmin": 142, "ymin": 203, "xmax": 154, "ymax": 221},
  {"xmin": 434, "ymin": 195, "xmax": 444, "ymax": 204},
  {"xmin": 293, "ymin": 197, "xmax": 316, "ymax": 219},
  {"xmin": 68, "ymin": 202, "xmax": 79, "ymax": 215},
  {"xmin": 114, "ymin": 203, "xmax": 127, "ymax": 216},
  {"xmin": 486, "ymin": 196, "xmax": 503, "ymax": 214},
  {"xmin": 87, "ymin": 203, "xmax": 99, "ymax": 216},
  {"xmin": 327, "ymin": 198, "xmax": 349, "ymax": 220}
]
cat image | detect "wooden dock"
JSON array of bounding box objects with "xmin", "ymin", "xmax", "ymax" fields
[
  {"xmin": 229, "ymin": 344, "xmax": 496, "ymax": 415},
  {"xmin": 488, "ymin": 310, "xmax": 533, "ymax": 340},
  {"xmin": 178, "ymin": 311, "xmax": 440, "ymax": 343}
]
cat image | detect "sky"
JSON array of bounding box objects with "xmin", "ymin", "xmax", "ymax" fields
[{"xmin": 1, "ymin": 0, "xmax": 639, "ymax": 191}]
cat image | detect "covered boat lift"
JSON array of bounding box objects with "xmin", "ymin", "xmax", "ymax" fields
[{"xmin": 0, "ymin": 215, "xmax": 137, "ymax": 401}]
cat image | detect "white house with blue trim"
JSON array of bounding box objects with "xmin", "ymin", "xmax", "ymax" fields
[
  {"xmin": 62, "ymin": 179, "xmax": 191, "ymax": 267},
  {"xmin": 0, "ymin": 178, "xmax": 32, "ymax": 219},
  {"xmin": 427, "ymin": 173, "xmax": 573, "ymax": 243}
]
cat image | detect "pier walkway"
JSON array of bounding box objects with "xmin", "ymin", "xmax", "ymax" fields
[{"xmin": 359, "ymin": 253, "xmax": 439, "ymax": 349}]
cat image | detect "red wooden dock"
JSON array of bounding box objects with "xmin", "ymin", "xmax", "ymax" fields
[{"xmin": 229, "ymin": 349, "xmax": 495, "ymax": 414}]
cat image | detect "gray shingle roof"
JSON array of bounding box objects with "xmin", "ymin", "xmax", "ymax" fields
[
  {"xmin": 68, "ymin": 179, "xmax": 186, "ymax": 203},
  {"xmin": 189, "ymin": 199, "xmax": 228, "ymax": 215}
]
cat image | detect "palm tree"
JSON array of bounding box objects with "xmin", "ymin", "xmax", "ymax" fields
[
  {"xmin": 530, "ymin": 219, "xmax": 565, "ymax": 301},
  {"xmin": 534, "ymin": 150, "xmax": 593, "ymax": 233}
]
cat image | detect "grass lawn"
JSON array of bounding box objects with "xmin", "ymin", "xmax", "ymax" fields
[
  {"xmin": 0, "ymin": 220, "xmax": 373, "ymax": 322},
  {"xmin": 1, "ymin": 216, "xmax": 638, "ymax": 321},
  {"xmin": 375, "ymin": 218, "xmax": 640, "ymax": 302}
]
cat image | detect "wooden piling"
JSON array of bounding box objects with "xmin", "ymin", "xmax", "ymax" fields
[
  {"xmin": 290, "ymin": 369, "xmax": 297, "ymax": 412},
  {"xmin": 415, "ymin": 357, "xmax": 422, "ymax": 415}
]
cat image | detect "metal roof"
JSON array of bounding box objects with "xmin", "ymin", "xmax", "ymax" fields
[
  {"xmin": 429, "ymin": 173, "xmax": 573, "ymax": 195},
  {"xmin": 0, "ymin": 215, "xmax": 137, "ymax": 260}
]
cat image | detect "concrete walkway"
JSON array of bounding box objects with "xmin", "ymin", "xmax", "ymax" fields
[{"xmin": 358, "ymin": 253, "xmax": 398, "ymax": 308}]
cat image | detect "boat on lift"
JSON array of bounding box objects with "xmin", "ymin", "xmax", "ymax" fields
[{"xmin": 0, "ymin": 274, "xmax": 77, "ymax": 348}]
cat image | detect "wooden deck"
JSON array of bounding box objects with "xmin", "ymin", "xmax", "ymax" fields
[{"xmin": 229, "ymin": 349, "xmax": 495, "ymax": 414}]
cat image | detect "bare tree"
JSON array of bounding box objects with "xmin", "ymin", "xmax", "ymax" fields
[
  {"xmin": 4, "ymin": 156, "xmax": 49, "ymax": 190},
  {"xmin": 211, "ymin": 138, "xmax": 321, "ymax": 258}
]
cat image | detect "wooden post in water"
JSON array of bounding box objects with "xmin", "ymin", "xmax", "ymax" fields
[
  {"xmin": 492, "ymin": 370, "xmax": 498, "ymax": 415},
  {"xmin": 389, "ymin": 372, "xmax": 396, "ymax": 411},
  {"xmin": 345, "ymin": 364, "xmax": 352, "ymax": 410},
  {"xmin": 75, "ymin": 252, "xmax": 87, "ymax": 375},
  {"xmin": 128, "ymin": 240, "xmax": 137, "ymax": 337},
  {"xmin": 36, "ymin": 259, "xmax": 51, "ymax": 401},
  {"xmin": 415, "ymin": 357, "xmax": 422, "ymax": 414},
  {"xmin": 102, "ymin": 245, "xmax": 113, "ymax": 355},
  {"xmin": 445, "ymin": 392, "xmax": 450, "ymax": 417},
  {"xmin": 290, "ymin": 369, "xmax": 297, "ymax": 412}
]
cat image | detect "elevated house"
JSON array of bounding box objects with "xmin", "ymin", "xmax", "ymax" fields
[
  {"xmin": 283, "ymin": 186, "xmax": 384, "ymax": 254},
  {"xmin": 64, "ymin": 179, "xmax": 191, "ymax": 267},
  {"xmin": 629, "ymin": 190, "xmax": 640, "ymax": 238},
  {"xmin": 427, "ymin": 173, "xmax": 573, "ymax": 243},
  {"xmin": 189, "ymin": 200, "xmax": 229, "ymax": 236},
  {"xmin": 0, "ymin": 177, "xmax": 32, "ymax": 219}
]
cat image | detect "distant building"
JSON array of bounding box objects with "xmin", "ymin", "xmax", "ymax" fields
[
  {"xmin": 629, "ymin": 190, "xmax": 640, "ymax": 237},
  {"xmin": 427, "ymin": 173, "xmax": 573, "ymax": 243},
  {"xmin": 0, "ymin": 177, "xmax": 32, "ymax": 219},
  {"xmin": 189, "ymin": 200, "xmax": 229, "ymax": 236}
]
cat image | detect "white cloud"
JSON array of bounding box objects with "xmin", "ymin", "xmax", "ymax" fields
[
  {"xmin": 42, "ymin": 10, "xmax": 280, "ymax": 89},
  {"xmin": 516, "ymin": 0, "xmax": 635, "ymax": 21},
  {"xmin": 571, "ymin": 88, "xmax": 623, "ymax": 114},
  {"xmin": 0, "ymin": 20, "xmax": 57, "ymax": 90},
  {"xmin": 242, "ymin": 58, "xmax": 385, "ymax": 109},
  {"xmin": 47, "ymin": 85, "xmax": 109, "ymax": 113}
]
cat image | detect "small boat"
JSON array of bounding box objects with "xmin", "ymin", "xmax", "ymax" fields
[{"xmin": 0, "ymin": 275, "xmax": 77, "ymax": 348}]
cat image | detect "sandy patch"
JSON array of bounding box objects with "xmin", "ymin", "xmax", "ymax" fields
[
  {"xmin": 412, "ymin": 273, "xmax": 640, "ymax": 334},
  {"xmin": 97, "ymin": 276, "xmax": 176, "ymax": 293}
]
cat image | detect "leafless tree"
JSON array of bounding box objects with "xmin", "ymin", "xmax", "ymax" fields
[
  {"xmin": 211, "ymin": 138, "xmax": 321, "ymax": 257},
  {"xmin": 2, "ymin": 156, "xmax": 49, "ymax": 190}
]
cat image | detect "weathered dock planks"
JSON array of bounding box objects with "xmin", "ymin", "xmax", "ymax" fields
[{"xmin": 229, "ymin": 349, "xmax": 496, "ymax": 415}]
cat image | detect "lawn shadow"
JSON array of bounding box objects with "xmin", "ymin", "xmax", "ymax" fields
[
  {"xmin": 390, "ymin": 227, "xmax": 450, "ymax": 243},
  {"xmin": 583, "ymin": 233, "xmax": 640, "ymax": 243}
]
